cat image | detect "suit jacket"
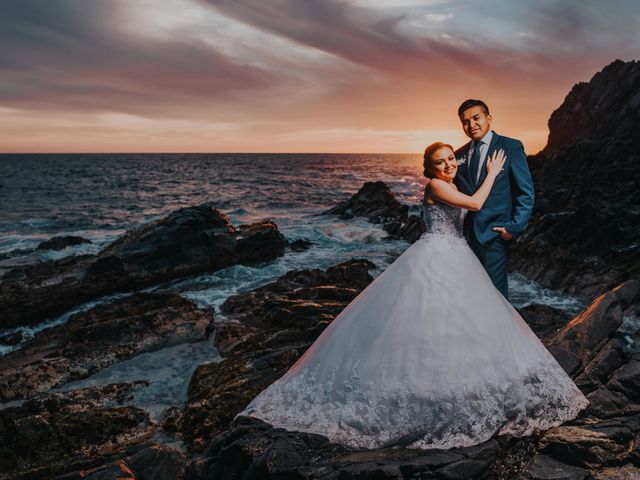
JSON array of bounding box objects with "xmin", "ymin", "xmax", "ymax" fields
[{"xmin": 453, "ymin": 130, "xmax": 534, "ymax": 245}]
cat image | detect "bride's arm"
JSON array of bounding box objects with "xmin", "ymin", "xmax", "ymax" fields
[{"xmin": 428, "ymin": 150, "xmax": 506, "ymax": 211}]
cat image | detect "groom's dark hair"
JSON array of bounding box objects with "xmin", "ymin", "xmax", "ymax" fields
[{"xmin": 458, "ymin": 99, "xmax": 490, "ymax": 117}]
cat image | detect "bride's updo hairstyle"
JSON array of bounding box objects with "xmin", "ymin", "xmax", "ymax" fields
[{"xmin": 423, "ymin": 141, "xmax": 454, "ymax": 178}]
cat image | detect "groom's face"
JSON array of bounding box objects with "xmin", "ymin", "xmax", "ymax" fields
[{"xmin": 459, "ymin": 106, "xmax": 492, "ymax": 141}]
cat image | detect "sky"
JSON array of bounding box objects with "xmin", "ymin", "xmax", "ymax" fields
[{"xmin": 0, "ymin": 0, "xmax": 638, "ymax": 154}]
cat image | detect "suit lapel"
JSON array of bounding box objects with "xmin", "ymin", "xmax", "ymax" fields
[{"xmin": 476, "ymin": 130, "xmax": 500, "ymax": 188}]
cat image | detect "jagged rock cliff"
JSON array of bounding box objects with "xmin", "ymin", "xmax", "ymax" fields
[{"xmin": 512, "ymin": 59, "xmax": 640, "ymax": 298}]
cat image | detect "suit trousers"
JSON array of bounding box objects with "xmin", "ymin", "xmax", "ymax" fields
[{"xmin": 468, "ymin": 229, "xmax": 510, "ymax": 300}]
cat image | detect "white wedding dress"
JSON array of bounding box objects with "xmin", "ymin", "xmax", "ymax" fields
[{"xmin": 234, "ymin": 202, "xmax": 589, "ymax": 450}]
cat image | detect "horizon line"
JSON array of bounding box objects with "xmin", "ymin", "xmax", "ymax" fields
[{"xmin": 0, "ymin": 149, "xmax": 542, "ymax": 156}]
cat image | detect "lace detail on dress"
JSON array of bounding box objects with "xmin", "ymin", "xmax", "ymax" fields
[
  {"xmin": 237, "ymin": 349, "xmax": 588, "ymax": 450},
  {"xmin": 421, "ymin": 202, "xmax": 466, "ymax": 239}
]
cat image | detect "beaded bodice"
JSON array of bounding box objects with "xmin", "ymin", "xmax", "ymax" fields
[{"xmin": 422, "ymin": 202, "xmax": 466, "ymax": 238}]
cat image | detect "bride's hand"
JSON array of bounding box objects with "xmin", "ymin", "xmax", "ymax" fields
[{"xmin": 486, "ymin": 149, "xmax": 506, "ymax": 177}]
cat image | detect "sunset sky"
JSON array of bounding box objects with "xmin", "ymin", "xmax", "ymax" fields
[{"xmin": 1, "ymin": 0, "xmax": 638, "ymax": 154}]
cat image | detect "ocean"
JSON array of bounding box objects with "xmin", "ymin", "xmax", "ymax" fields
[{"xmin": 0, "ymin": 153, "xmax": 585, "ymax": 418}]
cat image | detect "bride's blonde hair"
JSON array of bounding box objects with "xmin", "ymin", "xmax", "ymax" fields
[{"xmin": 423, "ymin": 142, "xmax": 454, "ymax": 178}]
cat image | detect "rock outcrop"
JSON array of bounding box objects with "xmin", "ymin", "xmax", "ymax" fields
[
  {"xmin": 545, "ymin": 280, "xmax": 638, "ymax": 377},
  {"xmin": 0, "ymin": 382, "xmax": 187, "ymax": 480},
  {"xmin": 324, "ymin": 181, "xmax": 426, "ymax": 243},
  {"xmin": 189, "ymin": 416, "xmax": 501, "ymax": 480},
  {"xmin": 0, "ymin": 292, "xmax": 214, "ymax": 401},
  {"xmin": 0, "ymin": 204, "xmax": 287, "ymax": 328},
  {"xmin": 512, "ymin": 59, "xmax": 640, "ymax": 298},
  {"xmin": 36, "ymin": 235, "xmax": 92, "ymax": 251},
  {"xmin": 0, "ymin": 383, "xmax": 164, "ymax": 479},
  {"xmin": 175, "ymin": 259, "xmax": 375, "ymax": 452}
]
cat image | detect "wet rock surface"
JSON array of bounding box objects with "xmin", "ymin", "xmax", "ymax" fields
[
  {"xmin": 176, "ymin": 259, "xmax": 375, "ymax": 453},
  {"xmin": 0, "ymin": 204, "xmax": 286, "ymax": 328},
  {"xmin": 324, "ymin": 180, "xmax": 408, "ymax": 222},
  {"xmin": 324, "ymin": 180, "xmax": 426, "ymax": 243},
  {"xmin": 0, "ymin": 292, "xmax": 214, "ymax": 402},
  {"xmin": 518, "ymin": 304, "xmax": 573, "ymax": 342},
  {"xmin": 545, "ymin": 280, "xmax": 638, "ymax": 377},
  {"xmin": 0, "ymin": 382, "xmax": 167, "ymax": 480},
  {"xmin": 36, "ymin": 235, "xmax": 92, "ymax": 251},
  {"xmin": 48, "ymin": 443, "xmax": 187, "ymax": 480},
  {"xmin": 288, "ymin": 238, "xmax": 313, "ymax": 251},
  {"xmin": 189, "ymin": 415, "xmax": 500, "ymax": 480}
]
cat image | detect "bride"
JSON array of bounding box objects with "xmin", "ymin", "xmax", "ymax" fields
[{"xmin": 234, "ymin": 142, "xmax": 589, "ymax": 450}]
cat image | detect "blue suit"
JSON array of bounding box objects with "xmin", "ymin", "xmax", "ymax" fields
[{"xmin": 454, "ymin": 130, "xmax": 534, "ymax": 299}]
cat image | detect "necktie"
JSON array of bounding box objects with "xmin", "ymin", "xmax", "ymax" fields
[{"xmin": 469, "ymin": 140, "xmax": 482, "ymax": 187}]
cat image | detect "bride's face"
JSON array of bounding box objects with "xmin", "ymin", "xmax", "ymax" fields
[{"xmin": 429, "ymin": 147, "xmax": 458, "ymax": 181}]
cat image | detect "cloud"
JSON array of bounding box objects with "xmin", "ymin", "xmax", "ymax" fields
[
  {"xmin": 202, "ymin": 0, "xmax": 479, "ymax": 77},
  {"xmin": 0, "ymin": 0, "xmax": 274, "ymax": 116},
  {"xmin": 201, "ymin": 0, "xmax": 640, "ymax": 93},
  {"xmin": 0, "ymin": 0, "xmax": 637, "ymax": 153}
]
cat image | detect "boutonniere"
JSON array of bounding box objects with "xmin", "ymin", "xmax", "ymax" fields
[{"xmin": 456, "ymin": 157, "xmax": 467, "ymax": 166}]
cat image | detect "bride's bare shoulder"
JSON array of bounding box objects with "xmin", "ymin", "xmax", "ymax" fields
[
  {"xmin": 429, "ymin": 178, "xmax": 456, "ymax": 191},
  {"xmin": 423, "ymin": 181, "xmax": 436, "ymax": 205}
]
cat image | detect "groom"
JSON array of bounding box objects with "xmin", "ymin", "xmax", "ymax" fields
[{"xmin": 453, "ymin": 99, "xmax": 534, "ymax": 300}]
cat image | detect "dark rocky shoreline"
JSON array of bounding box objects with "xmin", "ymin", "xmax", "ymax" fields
[
  {"xmin": 1, "ymin": 59, "xmax": 639, "ymax": 479},
  {"xmin": 0, "ymin": 205, "xmax": 287, "ymax": 329}
]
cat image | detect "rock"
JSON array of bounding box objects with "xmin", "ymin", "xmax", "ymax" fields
[
  {"xmin": 219, "ymin": 258, "xmax": 374, "ymax": 333},
  {"xmin": 593, "ymin": 464, "xmax": 640, "ymax": 480},
  {"xmin": 511, "ymin": 60, "xmax": 640, "ymax": 297},
  {"xmin": 545, "ymin": 282, "xmax": 640, "ymax": 419},
  {"xmin": 324, "ymin": 181, "xmax": 426, "ymax": 243},
  {"xmin": 539, "ymin": 423, "xmax": 634, "ymax": 469},
  {"xmin": 517, "ymin": 304, "xmax": 573, "ymax": 343},
  {"xmin": 607, "ymin": 357, "xmax": 640, "ymax": 402},
  {"xmin": 324, "ymin": 181, "xmax": 408, "ymax": 222},
  {"xmin": 525, "ymin": 454, "xmax": 589, "ymax": 480},
  {"xmin": 0, "ymin": 204, "xmax": 287, "ymax": 328},
  {"xmin": 37, "ymin": 235, "xmax": 92, "ymax": 251},
  {"xmin": 179, "ymin": 259, "xmax": 374, "ymax": 452},
  {"xmin": 0, "ymin": 383, "xmax": 153, "ymax": 479},
  {"xmin": 487, "ymin": 435, "xmax": 539, "ymax": 479},
  {"xmin": 180, "ymin": 345, "xmax": 304, "ymax": 453},
  {"xmin": 52, "ymin": 461, "xmax": 137, "ymax": 480},
  {"xmin": 0, "ymin": 247, "xmax": 33, "ymax": 261},
  {"xmin": 49, "ymin": 443, "xmax": 186, "ymax": 480},
  {"xmin": 188, "ymin": 416, "xmax": 500, "ymax": 480},
  {"xmin": 543, "ymin": 59, "xmax": 640, "ymax": 156},
  {"xmin": 384, "ymin": 213, "xmax": 426, "ymax": 244},
  {"xmin": 0, "ymin": 330, "xmax": 23, "ymax": 346},
  {"xmin": 289, "ymin": 238, "xmax": 313, "ymax": 251},
  {"xmin": 573, "ymin": 336, "xmax": 627, "ymax": 393},
  {"xmin": 127, "ymin": 444, "xmax": 186, "ymax": 480},
  {"xmin": 585, "ymin": 385, "xmax": 640, "ymax": 418},
  {"xmin": 188, "ymin": 416, "xmax": 347, "ymax": 480},
  {"xmin": 584, "ymin": 357, "xmax": 640, "ymax": 418},
  {"xmin": 546, "ymin": 282, "xmax": 629, "ymax": 377},
  {"xmin": 0, "ymin": 292, "xmax": 214, "ymax": 401}
]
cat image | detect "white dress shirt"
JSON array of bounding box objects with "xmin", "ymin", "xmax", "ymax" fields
[{"xmin": 469, "ymin": 130, "xmax": 493, "ymax": 183}]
